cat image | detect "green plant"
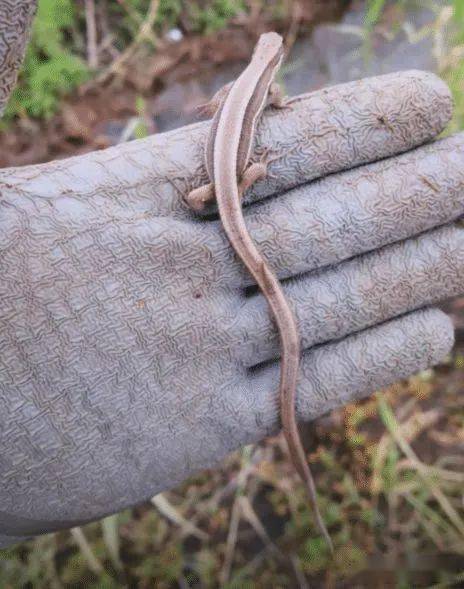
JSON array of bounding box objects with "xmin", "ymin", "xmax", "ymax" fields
[
  {"xmin": 5, "ymin": 0, "xmax": 89, "ymax": 120},
  {"xmin": 453, "ymin": 0, "xmax": 464, "ymax": 23},
  {"xmin": 445, "ymin": 60, "xmax": 464, "ymax": 132},
  {"xmin": 364, "ymin": 0, "xmax": 387, "ymax": 29},
  {"xmin": 114, "ymin": 0, "xmax": 243, "ymax": 43},
  {"xmin": 445, "ymin": 1, "xmax": 464, "ymax": 131},
  {"xmin": 187, "ymin": 0, "xmax": 245, "ymax": 34}
]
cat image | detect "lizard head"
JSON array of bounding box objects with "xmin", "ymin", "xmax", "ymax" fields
[{"xmin": 252, "ymin": 32, "xmax": 284, "ymax": 66}]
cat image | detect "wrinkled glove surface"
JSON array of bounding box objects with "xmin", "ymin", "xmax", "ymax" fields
[{"xmin": 1, "ymin": 70, "xmax": 463, "ymax": 547}]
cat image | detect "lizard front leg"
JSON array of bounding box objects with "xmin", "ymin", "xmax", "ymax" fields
[
  {"xmin": 188, "ymin": 82, "xmax": 285, "ymax": 211},
  {"xmin": 267, "ymin": 82, "xmax": 289, "ymax": 108},
  {"xmin": 195, "ymin": 81, "xmax": 233, "ymax": 117},
  {"xmin": 186, "ymin": 83, "xmax": 236, "ymax": 210}
]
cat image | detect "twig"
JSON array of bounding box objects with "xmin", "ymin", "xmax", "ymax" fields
[
  {"xmin": 207, "ymin": 446, "xmax": 262, "ymax": 510},
  {"xmin": 397, "ymin": 460, "xmax": 464, "ymax": 483},
  {"xmin": 85, "ymin": 0, "xmax": 98, "ymax": 69},
  {"xmin": 226, "ymin": 545, "xmax": 271, "ymax": 586},
  {"xmin": 97, "ymin": 33, "xmax": 118, "ymax": 61},
  {"xmin": 427, "ymin": 571, "xmax": 464, "ymax": 589},
  {"xmin": 101, "ymin": 514, "xmax": 122, "ymax": 571},
  {"xmin": 117, "ymin": 117, "xmax": 141, "ymax": 144},
  {"xmin": 404, "ymin": 493, "xmax": 448, "ymax": 551},
  {"xmin": 34, "ymin": 535, "xmax": 63, "ymax": 589},
  {"xmin": 433, "ymin": 6, "xmax": 454, "ymax": 72},
  {"xmin": 116, "ymin": 0, "xmax": 144, "ymax": 26},
  {"xmin": 284, "ymin": 1, "xmax": 303, "ymax": 55},
  {"xmin": 238, "ymin": 495, "xmax": 283, "ymax": 558},
  {"xmin": 219, "ymin": 499, "xmax": 242, "ymax": 586},
  {"xmin": 378, "ymin": 393, "xmax": 464, "ymax": 538},
  {"xmin": 96, "ymin": 0, "xmax": 118, "ymax": 61},
  {"xmin": 95, "ymin": 0, "xmax": 160, "ymax": 85},
  {"xmin": 151, "ymin": 493, "xmax": 209, "ymax": 541},
  {"xmin": 70, "ymin": 527, "xmax": 104, "ymax": 575},
  {"xmin": 219, "ymin": 446, "xmax": 253, "ymax": 585},
  {"xmin": 290, "ymin": 553, "xmax": 311, "ymax": 589}
]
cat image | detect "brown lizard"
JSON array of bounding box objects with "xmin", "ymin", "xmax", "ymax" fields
[{"xmin": 186, "ymin": 32, "xmax": 333, "ymax": 552}]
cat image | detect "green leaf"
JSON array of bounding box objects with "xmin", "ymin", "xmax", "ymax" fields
[
  {"xmin": 364, "ymin": 0, "xmax": 387, "ymax": 30},
  {"xmin": 453, "ymin": 0, "xmax": 464, "ymax": 23},
  {"xmin": 5, "ymin": 0, "xmax": 89, "ymax": 120}
]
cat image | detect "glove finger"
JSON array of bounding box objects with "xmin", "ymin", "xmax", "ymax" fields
[
  {"xmin": 187, "ymin": 70, "xmax": 450, "ymax": 218},
  {"xmin": 0, "ymin": 308, "xmax": 451, "ymax": 548},
  {"xmin": 235, "ymin": 222, "xmax": 463, "ymax": 368},
  {"xmin": 19, "ymin": 71, "xmax": 449, "ymax": 221},
  {"xmin": 248, "ymin": 308, "xmax": 453, "ymax": 431},
  {"xmin": 224, "ymin": 132, "xmax": 464, "ymax": 288}
]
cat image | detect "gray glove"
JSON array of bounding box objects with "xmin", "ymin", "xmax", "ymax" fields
[{"xmin": 1, "ymin": 68, "xmax": 464, "ymax": 548}]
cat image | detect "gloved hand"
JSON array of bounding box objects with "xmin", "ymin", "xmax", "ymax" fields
[{"xmin": 1, "ymin": 68, "xmax": 464, "ymax": 548}]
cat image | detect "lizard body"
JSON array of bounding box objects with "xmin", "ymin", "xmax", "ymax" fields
[{"xmin": 186, "ymin": 32, "xmax": 332, "ymax": 552}]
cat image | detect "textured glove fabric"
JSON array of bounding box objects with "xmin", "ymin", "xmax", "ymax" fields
[
  {"xmin": 0, "ymin": 1, "xmax": 37, "ymax": 117},
  {"xmin": 0, "ymin": 70, "xmax": 462, "ymax": 546}
]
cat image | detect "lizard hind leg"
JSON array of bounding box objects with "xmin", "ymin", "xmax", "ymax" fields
[
  {"xmin": 238, "ymin": 161, "xmax": 268, "ymax": 198},
  {"xmin": 185, "ymin": 182, "xmax": 215, "ymax": 211}
]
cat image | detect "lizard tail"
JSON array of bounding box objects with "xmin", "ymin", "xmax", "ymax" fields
[
  {"xmin": 282, "ymin": 416, "xmax": 334, "ymax": 554},
  {"xmin": 260, "ymin": 261, "xmax": 334, "ymax": 553}
]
